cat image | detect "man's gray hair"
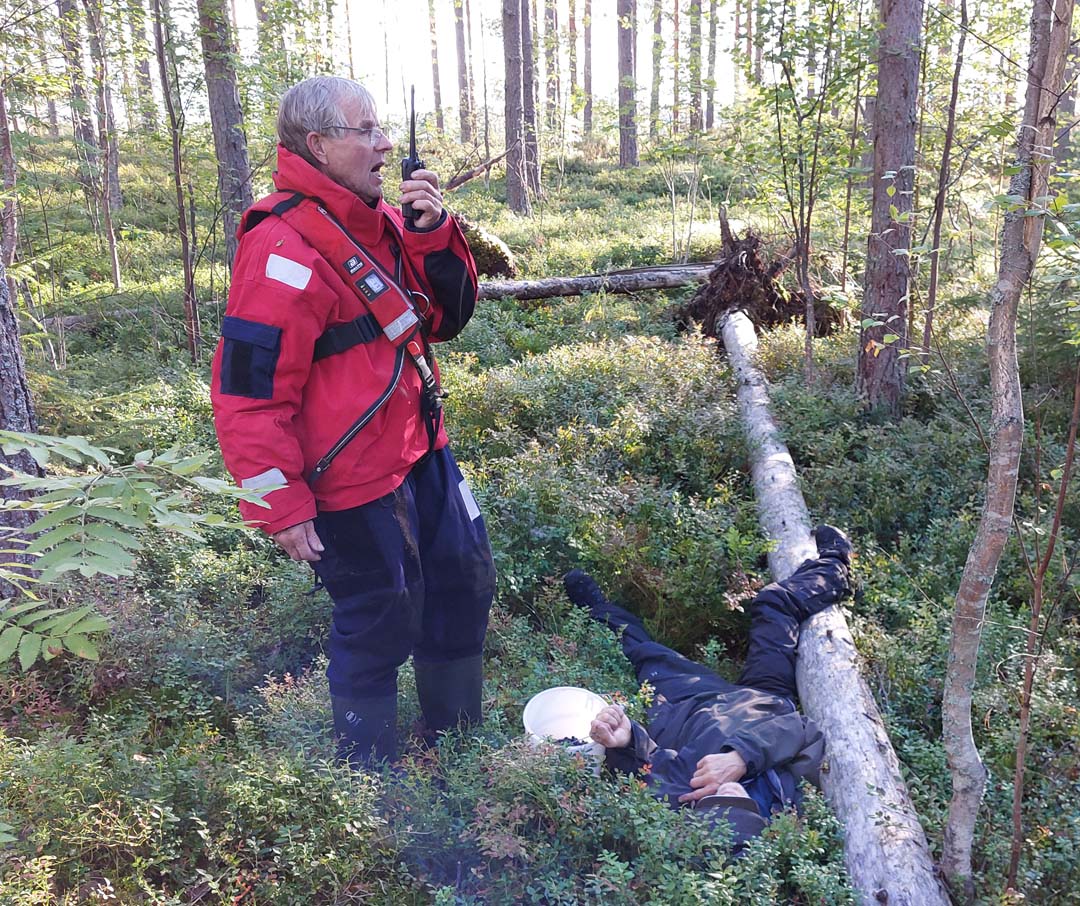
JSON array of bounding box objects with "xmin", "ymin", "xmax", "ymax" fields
[{"xmin": 277, "ymin": 76, "xmax": 376, "ymax": 165}]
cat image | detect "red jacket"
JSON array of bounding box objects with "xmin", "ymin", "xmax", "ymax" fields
[{"xmin": 210, "ymin": 146, "xmax": 478, "ymax": 535}]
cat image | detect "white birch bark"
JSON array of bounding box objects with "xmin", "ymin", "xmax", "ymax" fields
[{"xmin": 721, "ymin": 310, "xmax": 949, "ymax": 906}]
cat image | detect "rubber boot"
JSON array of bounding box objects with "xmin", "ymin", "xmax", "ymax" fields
[
  {"xmin": 331, "ymin": 693, "xmax": 397, "ymax": 767},
  {"xmin": 414, "ymin": 654, "xmax": 483, "ymax": 736},
  {"xmin": 563, "ymin": 569, "xmax": 644, "ymax": 632}
]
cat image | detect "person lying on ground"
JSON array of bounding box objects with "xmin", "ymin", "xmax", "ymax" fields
[{"xmin": 563, "ymin": 525, "xmax": 853, "ymax": 846}]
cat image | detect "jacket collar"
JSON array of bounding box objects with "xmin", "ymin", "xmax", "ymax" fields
[{"xmin": 273, "ymin": 144, "xmax": 393, "ymax": 245}]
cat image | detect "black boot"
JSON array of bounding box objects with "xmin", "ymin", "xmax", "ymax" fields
[
  {"xmin": 812, "ymin": 524, "xmax": 854, "ymax": 565},
  {"xmin": 331, "ymin": 693, "xmax": 397, "ymax": 766},
  {"xmin": 563, "ymin": 569, "xmax": 643, "ymax": 631},
  {"xmin": 414, "ymin": 654, "xmax": 483, "ymax": 735}
]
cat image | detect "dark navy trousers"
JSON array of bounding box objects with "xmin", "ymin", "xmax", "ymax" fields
[
  {"xmin": 312, "ymin": 447, "xmax": 496, "ymax": 698},
  {"xmin": 603, "ymin": 555, "xmax": 851, "ymax": 716}
]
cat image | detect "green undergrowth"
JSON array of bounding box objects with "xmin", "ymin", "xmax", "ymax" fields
[{"xmin": 5, "ymin": 138, "xmax": 1080, "ymax": 902}]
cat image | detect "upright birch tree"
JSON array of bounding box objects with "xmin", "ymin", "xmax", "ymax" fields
[{"xmin": 941, "ymin": 0, "xmax": 1074, "ymax": 894}]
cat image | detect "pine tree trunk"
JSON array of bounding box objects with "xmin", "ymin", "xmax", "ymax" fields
[
  {"xmin": 81, "ymin": 0, "xmax": 122, "ymax": 213},
  {"xmin": 521, "ymin": 0, "xmax": 541, "ymax": 192},
  {"xmin": 568, "ymin": 0, "xmax": 578, "ymax": 99},
  {"xmin": 941, "ymin": 0, "xmax": 1074, "ymax": 894},
  {"xmin": 57, "ymin": 0, "xmax": 100, "ymax": 226},
  {"xmin": 858, "ymin": 0, "xmax": 922, "ymax": 418},
  {"xmin": 544, "ymin": 0, "xmax": 559, "ymax": 129},
  {"xmin": 705, "ymin": 0, "xmax": 717, "ymax": 127},
  {"xmin": 0, "ymin": 93, "xmax": 42, "ymax": 582},
  {"xmin": 688, "ymin": 0, "xmax": 701, "ymax": 131},
  {"xmin": 583, "ymin": 0, "xmax": 593, "ymax": 134},
  {"xmin": 455, "ymin": 0, "xmax": 473, "ymax": 142},
  {"xmin": 650, "ymin": 0, "xmax": 662, "ymax": 139},
  {"xmin": 1054, "ymin": 44, "xmax": 1078, "ymax": 166},
  {"xmin": 197, "ymin": 0, "xmax": 253, "ymax": 271},
  {"xmin": 673, "ymin": 0, "xmax": 681, "ymax": 130},
  {"xmin": 128, "ymin": 0, "xmax": 158, "ymax": 132},
  {"xmin": 428, "ymin": 0, "xmax": 445, "ymax": 132},
  {"xmin": 81, "ymin": 0, "xmax": 122, "ymax": 291},
  {"xmin": 152, "ymin": 0, "xmax": 199, "ymax": 362},
  {"xmin": 617, "ymin": 0, "xmax": 639, "ymax": 166},
  {"xmin": 502, "ymin": 0, "xmax": 531, "ymax": 213}
]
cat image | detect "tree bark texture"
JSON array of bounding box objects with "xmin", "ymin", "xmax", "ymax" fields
[
  {"xmin": 428, "ymin": 0, "xmax": 445, "ymax": 132},
  {"xmin": 455, "ymin": 0, "xmax": 473, "ymax": 142},
  {"xmin": 128, "ymin": 0, "xmax": 158, "ymax": 131},
  {"xmin": 197, "ymin": 0, "xmax": 253, "ymax": 271},
  {"xmin": 721, "ymin": 310, "xmax": 950, "ymax": 906},
  {"xmin": 57, "ymin": 0, "xmax": 100, "ymax": 223},
  {"xmin": 544, "ymin": 0, "xmax": 559, "ymax": 129},
  {"xmin": 0, "ymin": 86, "xmax": 16, "ymax": 272},
  {"xmin": 81, "ymin": 0, "xmax": 122, "ymax": 291},
  {"xmin": 152, "ymin": 0, "xmax": 199, "ymax": 362},
  {"xmin": 82, "ymin": 0, "xmax": 122, "ymax": 213},
  {"xmin": 649, "ymin": 0, "xmax": 662, "ymax": 139},
  {"xmin": 940, "ymin": 0, "xmax": 1074, "ymax": 891},
  {"xmin": 689, "ymin": 0, "xmax": 702, "ymax": 131},
  {"xmin": 478, "ymin": 262, "xmax": 716, "ymax": 300},
  {"xmin": 617, "ymin": 0, "xmax": 638, "ymax": 167},
  {"xmin": 858, "ymin": 0, "xmax": 922, "ymax": 418},
  {"xmin": 502, "ymin": 0, "xmax": 531, "ymax": 214},
  {"xmin": 706, "ymin": 0, "xmax": 718, "ymax": 128},
  {"xmin": 568, "ymin": 0, "xmax": 578, "ymax": 98},
  {"xmin": 521, "ymin": 0, "xmax": 541, "ymax": 193},
  {"xmin": 0, "ymin": 262, "xmax": 42, "ymax": 597},
  {"xmin": 583, "ymin": 0, "xmax": 593, "ymax": 133}
]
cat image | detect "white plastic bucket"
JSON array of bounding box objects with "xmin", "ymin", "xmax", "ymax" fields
[{"xmin": 522, "ymin": 686, "xmax": 607, "ymax": 763}]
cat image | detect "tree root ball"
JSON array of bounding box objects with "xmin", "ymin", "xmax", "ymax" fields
[
  {"xmin": 676, "ymin": 221, "xmax": 847, "ymax": 340},
  {"xmin": 454, "ymin": 214, "xmax": 517, "ymax": 279}
]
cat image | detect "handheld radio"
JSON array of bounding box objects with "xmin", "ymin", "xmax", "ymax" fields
[{"xmin": 400, "ymin": 86, "xmax": 425, "ymax": 227}]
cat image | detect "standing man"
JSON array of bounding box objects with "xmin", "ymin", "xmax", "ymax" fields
[{"xmin": 211, "ymin": 76, "xmax": 495, "ymax": 765}]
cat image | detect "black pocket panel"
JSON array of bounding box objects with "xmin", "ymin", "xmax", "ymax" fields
[
  {"xmin": 424, "ymin": 248, "xmax": 476, "ymax": 341},
  {"xmin": 220, "ymin": 316, "xmax": 282, "ymax": 399}
]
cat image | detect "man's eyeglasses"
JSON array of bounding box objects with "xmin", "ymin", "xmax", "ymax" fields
[{"xmin": 324, "ymin": 125, "xmax": 391, "ymax": 147}]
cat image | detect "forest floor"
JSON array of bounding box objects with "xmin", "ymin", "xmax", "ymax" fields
[{"xmin": 2, "ymin": 143, "xmax": 1079, "ymax": 904}]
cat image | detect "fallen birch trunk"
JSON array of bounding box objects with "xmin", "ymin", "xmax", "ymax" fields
[
  {"xmin": 477, "ymin": 262, "xmax": 715, "ymax": 301},
  {"xmin": 721, "ymin": 310, "xmax": 948, "ymax": 906}
]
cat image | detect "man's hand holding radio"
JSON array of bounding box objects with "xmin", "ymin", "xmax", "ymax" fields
[{"xmin": 399, "ymin": 169, "xmax": 443, "ymax": 229}]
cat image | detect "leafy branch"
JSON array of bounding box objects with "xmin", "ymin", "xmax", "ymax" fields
[{"xmin": 0, "ymin": 430, "xmax": 271, "ymax": 670}]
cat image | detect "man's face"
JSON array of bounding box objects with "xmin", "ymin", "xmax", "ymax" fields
[{"xmin": 314, "ymin": 96, "xmax": 394, "ymax": 204}]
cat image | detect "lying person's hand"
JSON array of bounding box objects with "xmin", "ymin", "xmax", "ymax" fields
[
  {"xmin": 678, "ymin": 750, "xmax": 748, "ymax": 803},
  {"xmin": 589, "ymin": 704, "xmax": 632, "ymax": 749}
]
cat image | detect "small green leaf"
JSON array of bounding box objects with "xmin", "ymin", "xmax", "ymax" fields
[
  {"xmin": 64, "ymin": 634, "xmax": 99, "ymax": 660},
  {"xmin": 883, "ymin": 333, "xmax": 900, "ymax": 343},
  {"xmin": 34, "ymin": 606, "xmax": 93, "ymax": 636},
  {"xmin": 24, "ymin": 523, "xmax": 86, "ymax": 554},
  {"xmin": 28, "ymin": 505, "xmax": 84, "ymax": 535},
  {"xmin": 0, "ymin": 626, "xmax": 23, "ymax": 662},
  {"xmin": 85, "ymin": 507, "xmax": 143, "ymax": 528},
  {"xmin": 886, "ymin": 184, "xmax": 896, "ymax": 197},
  {"xmin": 69, "ymin": 614, "xmax": 110, "ymax": 635},
  {"xmin": 18, "ymin": 631, "xmax": 41, "ymax": 671},
  {"xmin": 41, "ymin": 638, "xmax": 64, "ymax": 661}
]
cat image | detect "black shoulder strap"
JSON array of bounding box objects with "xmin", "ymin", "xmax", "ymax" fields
[{"xmin": 241, "ymin": 191, "xmax": 308, "ymax": 235}]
